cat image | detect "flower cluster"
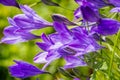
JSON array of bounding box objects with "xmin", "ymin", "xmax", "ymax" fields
[{"xmin": 1, "ymin": 0, "xmax": 120, "ymax": 79}]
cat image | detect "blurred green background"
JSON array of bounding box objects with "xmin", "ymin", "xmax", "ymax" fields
[{"xmin": 0, "ymin": 0, "xmax": 78, "ymax": 80}]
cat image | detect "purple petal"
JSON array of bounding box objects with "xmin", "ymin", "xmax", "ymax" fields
[
  {"xmin": 41, "ymin": 33, "xmax": 53, "ymax": 45},
  {"xmin": 80, "ymin": 2, "xmax": 100, "ymax": 22},
  {"xmin": 64, "ymin": 56, "xmax": 87, "ymax": 69},
  {"xmin": 110, "ymin": 7, "xmax": 120, "ymax": 12},
  {"xmin": 46, "ymin": 50, "xmax": 61, "ymax": 61},
  {"xmin": 20, "ymin": 5, "xmax": 36, "ymax": 17},
  {"xmin": 74, "ymin": 78, "xmax": 80, "ymax": 80},
  {"xmin": 8, "ymin": 17, "xmax": 18, "ymax": 27},
  {"xmin": 1, "ymin": 26, "xmax": 39, "ymax": 44},
  {"xmin": 74, "ymin": 7, "xmax": 81, "ymax": 19},
  {"xmin": 87, "ymin": 0, "xmax": 108, "ymax": 8},
  {"xmin": 53, "ymin": 21, "xmax": 70, "ymax": 34},
  {"xmin": 34, "ymin": 52, "xmax": 48, "ymax": 63},
  {"xmin": 0, "ymin": 0, "xmax": 19, "ymax": 7},
  {"xmin": 9, "ymin": 60, "xmax": 45, "ymax": 78},
  {"xmin": 75, "ymin": 0, "xmax": 82, "ymax": 5},
  {"xmin": 96, "ymin": 18, "xmax": 120, "ymax": 36},
  {"xmin": 52, "ymin": 14, "xmax": 76, "ymax": 25},
  {"xmin": 109, "ymin": 0, "xmax": 120, "ymax": 7},
  {"xmin": 13, "ymin": 14, "xmax": 52, "ymax": 31},
  {"xmin": 36, "ymin": 42, "xmax": 50, "ymax": 51}
]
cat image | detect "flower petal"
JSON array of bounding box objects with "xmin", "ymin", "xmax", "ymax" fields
[
  {"xmin": 34, "ymin": 52, "xmax": 48, "ymax": 63},
  {"xmin": 9, "ymin": 60, "xmax": 45, "ymax": 78}
]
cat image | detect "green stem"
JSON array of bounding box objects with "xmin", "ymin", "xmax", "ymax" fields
[
  {"xmin": 111, "ymin": 13, "xmax": 117, "ymax": 19},
  {"xmin": 100, "ymin": 35, "xmax": 103, "ymax": 55},
  {"xmin": 108, "ymin": 31, "xmax": 120, "ymax": 78},
  {"xmin": 29, "ymin": 1, "xmax": 41, "ymax": 7}
]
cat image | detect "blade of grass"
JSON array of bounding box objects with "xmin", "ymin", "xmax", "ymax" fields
[{"xmin": 108, "ymin": 31, "xmax": 120, "ymax": 78}]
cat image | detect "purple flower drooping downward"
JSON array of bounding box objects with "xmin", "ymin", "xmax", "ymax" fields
[
  {"xmin": 80, "ymin": 1, "xmax": 100, "ymax": 22},
  {"xmin": 1, "ymin": 18, "xmax": 39, "ymax": 44},
  {"xmin": 75, "ymin": 0, "xmax": 108, "ymax": 9},
  {"xmin": 1, "ymin": 5, "xmax": 53, "ymax": 44},
  {"xmin": 34, "ymin": 22, "xmax": 102, "ymax": 69},
  {"xmin": 109, "ymin": 0, "xmax": 120, "ymax": 7},
  {"xmin": 13, "ymin": 5, "xmax": 53, "ymax": 31},
  {"xmin": 110, "ymin": 7, "xmax": 120, "ymax": 12},
  {"xmin": 9, "ymin": 60, "xmax": 46, "ymax": 78},
  {"xmin": 74, "ymin": 1, "xmax": 100, "ymax": 22},
  {"xmin": 93, "ymin": 18, "xmax": 120, "ymax": 36},
  {"xmin": 0, "ymin": 0, "xmax": 19, "ymax": 7}
]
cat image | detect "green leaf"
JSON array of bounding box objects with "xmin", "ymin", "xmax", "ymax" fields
[
  {"xmin": 58, "ymin": 67, "xmax": 74, "ymax": 78},
  {"xmin": 105, "ymin": 37, "xmax": 114, "ymax": 46},
  {"xmin": 41, "ymin": 0, "xmax": 60, "ymax": 6}
]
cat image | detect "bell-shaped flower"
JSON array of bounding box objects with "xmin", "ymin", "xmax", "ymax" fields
[
  {"xmin": 110, "ymin": 7, "xmax": 120, "ymax": 12},
  {"xmin": 0, "ymin": 0, "xmax": 19, "ymax": 7},
  {"xmin": 13, "ymin": 5, "xmax": 53, "ymax": 31},
  {"xmin": 9, "ymin": 60, "xmax": 47, "ymax": 79},
  {"xmin": 1, "ymin": 5, "xmax": 53, "ymax": 44},
  {"xmin": 80, "ymin": 1, "xmax": 100, "ymax": 22},
  {"xmin": 109, "ymin": 0, "xmax": 120, "ymax": 7},
  {"xmin": 75, "ymin": 0, "xmax": 108, "ymax": 9},
  {"xmin": 1, "ymin": 18, "xmax": 39, "ymax": 44},
  {"xmin": 93, "ymin": 18, "xmax": 120, "ymax": 36},
  {"xmin": 34, "ymin": 22, "xmax": 102, "ymax": 69},
  {"xmin": 52, "ymin": 14, "xmax": 76, "ymax": 26},
  {"xmin": 74, "ymin": 1, "xmax": 100, "ymax": 22}
]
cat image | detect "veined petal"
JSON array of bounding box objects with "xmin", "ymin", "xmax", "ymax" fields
[
  {"xmin": 20, "ymin": 5, "xmax": 36, "ymax": 17},
  {"xmin": 41, "ymin": 33, "xmax": 53, "ymax": 44},
  {"xmin": 53, "ymin": 21, "xmax": 70, "ymax": 34},
  {"xmin": 109, "ymin": 0, "xmax": 120, "ymax": 7},
  {"xmin": 110, "ymin": 7, "xmax": 120, "ymax": 12},
  {"xmin": 1, "ymin": 26, "xmax": 39, "ymax": 44},
  {"xmin": 52, "ymin": 14, "xmax": 76, "ymax": 25},
  {"xmin": 34, "ymin": 52, "xmax": 48, "ymax": 63},
  {"xmin": 74, "ymin": 7, "xmax": 81, "ymax": 19},
  {"xmin": 80, "ymin": 2, "xmax": 100, "ymax": 22},
  {"xmin": 13, "ymin": 14, "xmax": 52, "ymax": 31},
  {"xmin": 96, "ymin": 18, "xmax": 119, "ymax": 36},
  {"xmin": 9, "ymin": 60, "xmax": 46, "ymax": 78},
  {"xmin": 0, "ymin": 0, "xmax": 19, "ymax": 7},
  {"xmin": 64, "ymin": 56, "xmax": 87, "ymax": 69},
  {"xmin": 75, "ymin": 0, "xmax": 82, "ymax": 5},
  {"xmin": 36, "ymin": 42, "xmax": 50, "ymax": 51}
]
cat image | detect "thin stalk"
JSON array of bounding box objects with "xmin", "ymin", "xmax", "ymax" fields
[
  {"xmin": 29, "ymin": 1, "xmax": 41, "ymax": 7},
  {"xmin": 108, "ymin": 31, "xmax": 120, "ymax": 78},
  {"xmin": 111, "ymin": 13, "xmax": 117, "ymax": 19},
  {"xmin": 100, "ymin": 35, "xmax": 103, "ymax": 56}
]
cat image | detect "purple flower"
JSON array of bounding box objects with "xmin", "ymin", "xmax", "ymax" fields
[
  {"xmin": 93, "ymin": 18, "xmax": 120, "ymax": 36},
  {"xmin": 74, "ymin": 78, "xmax": 80, "ymax": 80},
  {"xmin": 80, "ymin": 1, "xmax": 100, "ymax": 22},
  {"xmin": 1, "ymin": 5, "xmax": 53, "ymax": 44},
  {"xmin": 109, "ymin": 0, "xmax": 120, "ymax": 7},
  {"xmin": 34, "ymin": 22, "xmax": 102, "ymax": 69},
  {"xmin": 75, "ymin": 0, "xmax": 108, "ymax": 8},
  {"xmin": 74, "ymin": 1, "xmax": 100, "ymax": 22},
  {"xmin": 110, "ymin": 7, "xmax": 120, "ymax": 12},
  {"xmin": 52, "ymin": 14, "xmax": 76, "ymax": 26},
  {"xmin": 74, "ymin": 7, "xmax": 81, "ymax": 19},
  {"xmin": 86, "ymin": 0, "xmax": 108, "ymax": 8},
  {"xmin": 0, "ymin": 0, "xmax": 19, "ymax": 7},
  {"xmin": 13, "ymin": 5, "xmax": 53, "ymax": 31},
  {"xmin": 1, "ymin": 18, "xmax": 39, "ymax": 44},
  {"xmin": 74, "ymin": 0, "xmax": 82, "ymax": 5},
  {"xmin": 9, "ymin": 60, "xmax": 46, "ymax": 78}
]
